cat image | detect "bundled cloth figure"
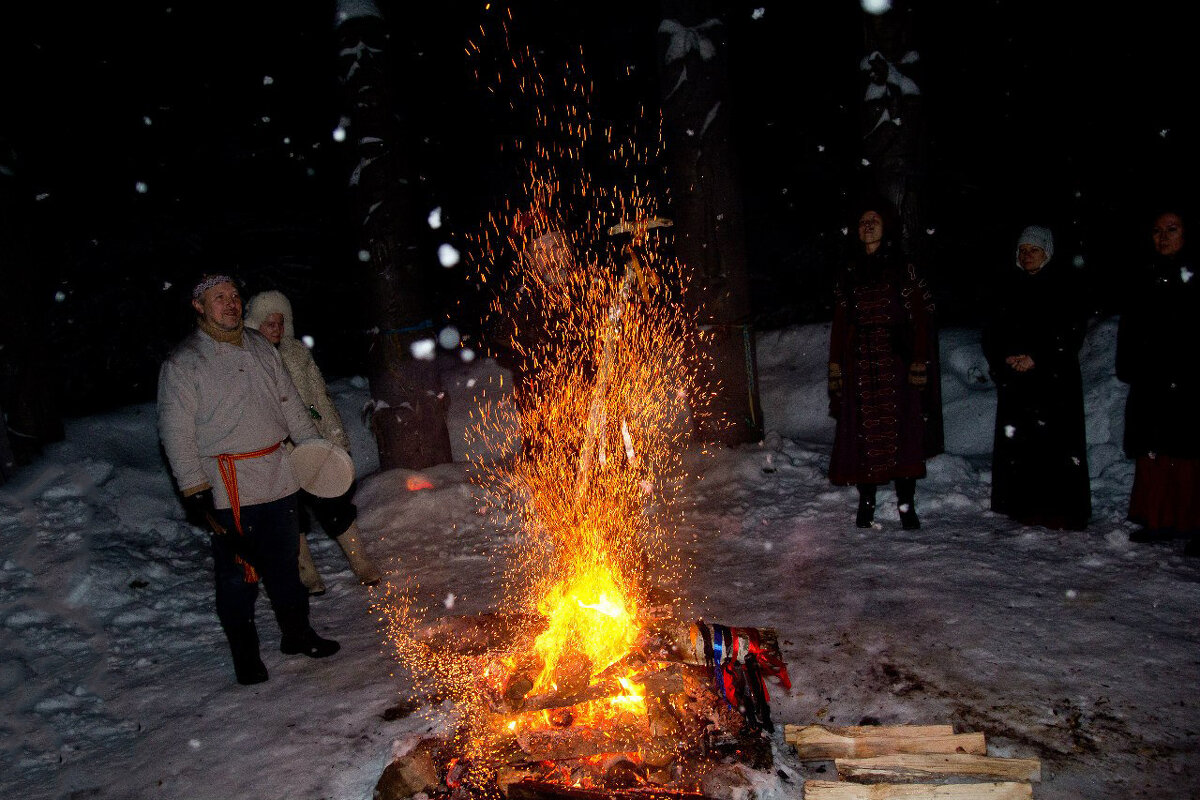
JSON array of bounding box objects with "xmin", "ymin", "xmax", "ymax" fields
[
  {"xmin": 983, "ymin": 225, "xmax": 1091, "ymax": 530},
  {"xmin": 828, "ymin": 201, "xmax": 943, "ymax": 529},
  {"xmin": 244, "ymin": 290, "xmax": 382, "ymax": 593}
]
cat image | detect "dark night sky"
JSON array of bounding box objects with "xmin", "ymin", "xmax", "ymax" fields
[{"xmin": 2, "ymin": 1, "xmax": 1196, "ymax": 413}]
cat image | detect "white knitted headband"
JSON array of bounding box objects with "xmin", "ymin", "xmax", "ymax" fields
[{"xmin": 191, "ymin": 274, "xmax": 237, "ymax": 300}]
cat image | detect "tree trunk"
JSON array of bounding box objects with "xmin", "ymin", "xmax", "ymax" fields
[
  {"xmin": 333, "ymin": 1, "xmax": 452, "ymax": 469},
  {"xmin": 656, "ymin": 0, "xmax": 763, "ymax": 446},
  {"xmin": 858, "ymin": 1, "xmax": 927, "ymax": 256},
  {"xmin": 0, "ymin": 137, "xmax": 63, "ymax": 481}
]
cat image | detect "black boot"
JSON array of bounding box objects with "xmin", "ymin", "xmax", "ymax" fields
[
  {"xmin": 896, "ymin": 478, "xmax": 920, "ymax": 530},
  {"xmin": 224, "ymin": 621, "xmax": 269, "ymax": 685},
  {"xmin": 856, "ymin": 484, "xmax": 877, "ymax": 528},
  {"xmin": 280, "ymin": 628, "xmax": 341, "ymax": 658},
  {"xmin": 277, "ymin": 606, "xmax": 340, "ymax": 658}
]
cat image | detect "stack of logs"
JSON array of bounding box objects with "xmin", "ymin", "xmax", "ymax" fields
[
  {"xmin": 375, "ymin": 614, "xmax": 790, "ymax": 799},
  {"xmin": 786, "ymin": 723, "xmax": 1042, "ymax": 799}
]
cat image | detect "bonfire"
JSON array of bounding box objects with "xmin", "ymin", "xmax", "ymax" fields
[{"xmin": 374, "ymin": 25, "xmax": 790, "ymax": 798}]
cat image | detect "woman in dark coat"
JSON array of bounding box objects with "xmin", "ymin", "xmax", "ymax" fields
[
  {"xmin": 1116, "ymin": 209, "xmax": 1200, "ymax": 555},
  {"xmin": 828, "ymin": 202, "xmax": 942, "ymax": 529},
  {"xmin": 982, "ymin": 225, "xmax": 1091, "ymax": 530}
]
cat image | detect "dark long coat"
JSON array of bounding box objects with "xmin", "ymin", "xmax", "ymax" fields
[
  {"xmin": 1116, "ymin": 248, "xmax": 1200, "ymax": 459},
  {"xmin": 982, "ymin": 264, "xmax": 1091, "ymax": 529},
  {"xmin": 828, "ymin": 243, "xmax": 942, "ymax": 486}
]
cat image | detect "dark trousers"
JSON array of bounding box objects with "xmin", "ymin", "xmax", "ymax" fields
[{"xmin": 211, "ymin": 493, "xmax": 310, "ymax": 639}]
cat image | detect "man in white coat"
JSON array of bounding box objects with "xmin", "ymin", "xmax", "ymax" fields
[{"xmin": 158, "ymin": 274, "xmax": 339, "ymax": 685}]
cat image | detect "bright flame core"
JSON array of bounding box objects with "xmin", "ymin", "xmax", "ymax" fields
[{"xmin": 531, "ymin": 560, "xmax": 638, "ymax": 694}]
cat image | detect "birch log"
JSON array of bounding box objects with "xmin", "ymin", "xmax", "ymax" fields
[
  {"xmin": 836, "ymin": 753, "xmax": 1041, "ymax": 783},
  {"xmin": 804, "ymin": 781, "xmax": 1033, "ymax": 800}
]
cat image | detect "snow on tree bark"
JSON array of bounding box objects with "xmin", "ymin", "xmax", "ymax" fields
[
  {"xmin": 657, "ymin": 0, "xmax": 763, "ymax": 445},
  {"xmin": 333, "ymin": 1, "xmax": 452, "ymax": 469}
]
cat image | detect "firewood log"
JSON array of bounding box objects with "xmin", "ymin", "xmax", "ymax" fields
[
  {"xmin": 507, "ymin": 780, "xmax": 714, "ymax": 800},
  {"xmin": 803, "ymin": 781, "xmax": 1032, "ymax": 799},
  {"xmin": 788, "ymin": 725, "xmax": 986, "ymax": 760},
  {"xmin": 784, "ymin": 724, "xmax": 954, "ymax": 741},
  {"xmin": 835, "ymin": 753, "xmax": 1042, "ymax": 783}
]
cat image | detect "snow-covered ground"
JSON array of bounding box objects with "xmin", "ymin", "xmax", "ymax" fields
[{"xmin": 2, "ymin": 318, "xmax": 1198, "ymax": 800}]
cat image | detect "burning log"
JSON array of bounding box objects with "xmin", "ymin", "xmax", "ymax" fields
[
  {"xmin": 506, "ymin": 780, "xmax": 717, "ymax": 800},
  {"xmin": 786, "ymin": 724, "xmax": 986, "ymax": 760},
  {"xmin": 803, "ymin": 781, "xmax": 1033, "ymax": 799},
  {"xmin": 519, "ymin": 677, "xmax": 625, "ymax": 713},
  {"xmin": 835, "ymin": 753, "xmax": 1042, "ymax": 784},
  {"xmin": 373, "ymin": 739, "xmax": 442, "ymax": 800},
  {"xmin": 516, "ymin": 725, "xmax": 645, "ymax": 761},
  {"xmin": 414, "ymin": 612, "xmax": 544, "ymax": 655}
]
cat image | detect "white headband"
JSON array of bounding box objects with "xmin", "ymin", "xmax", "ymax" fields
[{"xmin": 191, "ymin": 274, "xmax": 237, "ymax": 300}]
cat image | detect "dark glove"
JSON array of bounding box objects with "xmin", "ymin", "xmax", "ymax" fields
[
  {"xmin": 182, "ymin": 488, "xmax": 226, "ymax": 535},
  {"xmin": 908, "ymin": 361, "xmax": 928, "ymax": 388}
]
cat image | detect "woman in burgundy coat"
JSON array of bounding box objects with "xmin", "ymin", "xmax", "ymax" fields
[
  {"xmin": 828, "ymin": 202, "xmax": 942, "ymax": 529},
  {"xmin": 1117, "ymin": 208, "xmax": 1200, "ymax": 556}
]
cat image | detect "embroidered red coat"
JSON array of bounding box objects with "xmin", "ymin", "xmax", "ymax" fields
[{"xmin": 828, "ymin": 244, "xmax": 942, "ymax": 485}]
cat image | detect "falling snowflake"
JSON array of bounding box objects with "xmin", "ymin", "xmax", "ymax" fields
[
  {"xmin": 302, "ymin": 335, "xmax": 315, "ymax": 349},
  {"xmin": 357, "ymin": 249, "xmax": 370, "ymax": 262},
  {"xmin": 1004, "ymin": 425, "xmax": 1016, "ymax": 438},
  {"xmin": 438, "ymin": 326, "xmax": 461, "ymax": 349},
  {"xmin": 438, "ymin": 244, "xmax": 460, "ymax": 268},
  {"xmin": 135, "ymin": 181, "xmax": 149, "ymax": 194},
  {"xmin": 751, "ymin": 7, "xmax": 765, "ymax": 19},
  {"xmin": 460, "ymin": 348, "xmax": 476, "ymax": 363},
  {"xmin": 428, "ymin": 207, "xmax": 442, "ymax": 229},
  {"xmin": 410, "ymin": 338, "xmax": 436, "ymax": 360},
  {"xmin": 443, "ymin": 593, "xmax": 456, "ymax": 609}
]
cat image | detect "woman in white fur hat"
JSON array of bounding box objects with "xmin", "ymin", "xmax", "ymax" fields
[
  {"xmin": 244, "ymin": 290, "xmax": 382, "ymax": 592},
  {"xmin": 982, "ymin": 225, "xmax": 1091, "ymax": 530}
]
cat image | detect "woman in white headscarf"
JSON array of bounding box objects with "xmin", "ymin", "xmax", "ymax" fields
[
  {"xmin": 245, "ymin": 290, "xmax": 381, "ymax": 592},
  {"xmin": 983, "ymin": 225, "xmax": 1091, "ymax": 530}
]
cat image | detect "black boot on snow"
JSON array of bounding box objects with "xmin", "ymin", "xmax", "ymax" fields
[
  {"xmin": 280, "ymin": 628, "xmax": 340, "ymax": 658},
  {"xmin": 855, "ymin": 484, "xmax": 877, "ymax": 528},
  {"xmin": 896, "ymin": 478, "xmax": 920, "ymax": 530},
  {"xmin": 225, "ymin": 623, "xmax": 269, "ymax": 685}
]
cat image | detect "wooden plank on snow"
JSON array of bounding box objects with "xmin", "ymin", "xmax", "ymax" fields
[
  {"xmin": 835, "ymin": 753, "xmax": 1042, "ymax": 783},
  {"xmin": 784, "ymin": 724, "xmax": 955, "ymax": 743},
  {"xmin": 788, "ymin": 725, "xmax": 986, "ymax": 760},
  {"xmin": 803, "ymin": 780, "xmax": 1033, "ymax": 800}
]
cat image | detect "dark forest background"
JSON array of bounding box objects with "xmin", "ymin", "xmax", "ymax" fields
[{"xmin": 1, "ymin": 0, "xmax": 1195, "ymax": 421}]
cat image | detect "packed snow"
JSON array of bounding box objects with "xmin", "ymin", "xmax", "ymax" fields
[{"xmin": 2, "ymin": 318, "xmax": 1198, "ymax": 799}]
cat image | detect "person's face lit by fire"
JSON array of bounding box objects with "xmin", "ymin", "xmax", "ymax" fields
[
  {"xmin": 258, "ymin": 312, "xmax": 285, "ymax": 345},
  {"xmin": 857, "ymin": 210, "xmax": 884, "ymax": 254},
  {"xmin": 1152, "ymin": 212, "xmax": 1184, "ymax": 257},
  {"xmin": 192, "ymin": 281, "xmax": 242, "ymax": 332}
]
